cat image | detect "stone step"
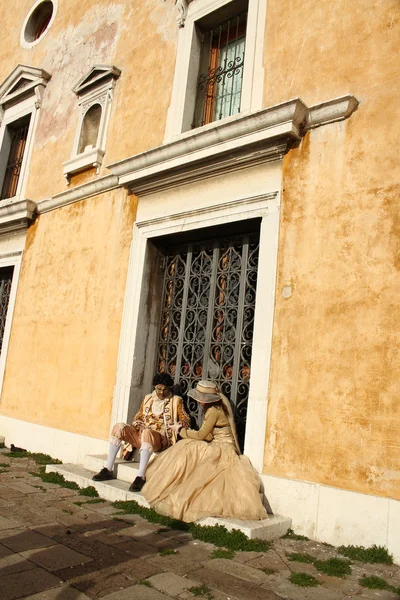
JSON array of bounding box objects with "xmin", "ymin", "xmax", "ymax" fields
[
  {"xmin": 46, "ymin": 463, "xmax": 292, "ymax": 541},
  {"xmin": 84, "ymin": 453, "xmax": 144, "ymax": 484},
  {"xmin": 46, "ymin": 463, "xmax": 150, "ymax": 507}
]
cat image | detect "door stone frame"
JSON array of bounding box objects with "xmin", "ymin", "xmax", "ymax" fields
[{"xmin": 112, "ymin": 191, "xmax": 280, "ymax": 472}]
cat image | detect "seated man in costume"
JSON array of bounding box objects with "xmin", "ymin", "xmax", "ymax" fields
[{"xmin": 92, "ymin": 373, "xmax": 189, "ymax": 491}]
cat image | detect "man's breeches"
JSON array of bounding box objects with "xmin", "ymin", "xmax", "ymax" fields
[{"xmin": 111, "ymin": 423, "xmax": 167, "ymax": 452}]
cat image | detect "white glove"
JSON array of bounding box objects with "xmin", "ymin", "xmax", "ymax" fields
[{"xmin": 167, "ymin": 422, "xmax": 181, "ymax": 433}]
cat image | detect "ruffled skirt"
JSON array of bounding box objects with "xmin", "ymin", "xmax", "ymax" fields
[{"xmin": 143, "ymin": 438, "xmax": 267, "ymax": 523}]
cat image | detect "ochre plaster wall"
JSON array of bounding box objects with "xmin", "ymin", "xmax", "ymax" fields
[
  {"xmin": 0, "ymin": 0, "xmax": 178, "ymax": 200},
  {"xmin": 263, "ymin": 0, "xmax": 400, "ymax": 499},
  {"xmin": 0, "ymin": 190, "xmax": 137, "ymax": 439}
]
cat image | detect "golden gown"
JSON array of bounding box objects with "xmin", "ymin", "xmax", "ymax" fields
[{"xmin": 143, "ymin": 406, "xmax": 267, "ymax": 523}]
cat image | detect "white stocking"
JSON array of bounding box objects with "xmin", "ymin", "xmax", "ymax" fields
[
  {"xmin": 137, "ymin": 447, "xmax": 152, "ymax": 478},
  {"xmin": 105, "ymin": 441, "xmax": 121, "ymax": 471}
]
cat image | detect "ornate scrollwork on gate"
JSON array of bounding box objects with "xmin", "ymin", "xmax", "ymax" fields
[
  {"xmin": 0, "ymin": 266, "xmax": 14, "ymax": 354},
  {"xmin": 156, "ymin": 232, "xmax": 259, "ymax": 450}
]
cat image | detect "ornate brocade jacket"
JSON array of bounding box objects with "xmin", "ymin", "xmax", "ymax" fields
[{"xmin": 133, "ymin": 391, "xmax": 190, "ymax": 446}]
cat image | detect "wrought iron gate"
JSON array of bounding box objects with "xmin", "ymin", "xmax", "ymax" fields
[
  {"xmin": 155, "ymin": 231, "xmax": 260, "ymax": 449},
  {"xmin": 0, "ymin": 266, "xmax": 14, "ymax": 354}
]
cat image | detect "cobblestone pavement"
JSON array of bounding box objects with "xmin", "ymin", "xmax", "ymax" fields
[{"xmin": 0, "ymin": 451, "xmax": 399, "ymax": 600}]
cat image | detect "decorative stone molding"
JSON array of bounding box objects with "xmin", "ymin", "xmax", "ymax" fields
[
  {"xmin": 0, "ymin": 198, "xmax": 37, "ymax": 233},
  {"xmin": 72, "ymin": 65, "xmax": 121, "ymax": 97},
  {"xmin": 175, "ymin": 0, "xmax": 193, "ymax": 27},
  {"xmin": 63, "ymin": 65, "xmax": 121, "ymax": 183},
  {"xmin": 0, "ymin": 64, "xmax": 51, "ymax": 121},
  {"xmin": 38, "ymin": 174, "xmax": 118, "ymax": 214},
  {"xmin": 37, "ymin": 94, "xmax": 358, "ymax": 213},
  {"xmin": 108, "ymin": 94, "xmax": 359, "ymax": 197},
  {"xmin": 305, "ymin": 95, "xmax": 359, "ymax": 130},
  {"xmin": 63, "ymin": 148, "xmax": 105, "ymax": 183}
]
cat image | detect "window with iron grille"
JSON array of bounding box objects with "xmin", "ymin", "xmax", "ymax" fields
[
  {"xmin": 155, "ymin": 225, "xmax": 260, "ymax": 450},
  {"xmin": 0, "ymin": 115, "xmax": 31, "ymax": 201},
  {"xmin": 0, "ymin": 266, "xmax": 14, "ymax": 355},
  {"xmin": 193, "ymin": 9, "xmax": 248, "ymax": 128}
]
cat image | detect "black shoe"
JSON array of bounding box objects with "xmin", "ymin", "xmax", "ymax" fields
[
  {"xmin": 92, "ymin": 467, "xmax": 113, "ymax": 481},
  {"xmin": 129, "ymin": 476, "xmax": 145, "ymax": 492}
]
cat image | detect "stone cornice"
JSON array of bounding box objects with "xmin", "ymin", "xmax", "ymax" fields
[
  {"xmin": 35, "ymin": 94, "xmax": 358, "ymax": 212},
  {"xmin": 108, "ymin": 95, "xmax": 358, "ymax": 196},
  {"xmin": 305, "ymin": 95, "xmax": 359, "ymax": 130},
  {"xmin": 0, "ymin": 198, "xmax": 37, "ymax": 233},
  {"xmin": 37, "ymin": 174, "xmax": 119, "ymax": 214}
]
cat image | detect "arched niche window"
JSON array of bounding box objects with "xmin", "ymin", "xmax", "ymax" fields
[
  {"xmin": 63, "ymin": 65, "xmax": 121, "ymax": 184},
  {"xmin": 78, "ymin": 104, "xmax": 102, "ymax": 154}
]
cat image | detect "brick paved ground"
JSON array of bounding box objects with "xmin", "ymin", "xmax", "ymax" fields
[{"xmin": 0, "ymin": 450, "xmax": 399, "ymax": 600}]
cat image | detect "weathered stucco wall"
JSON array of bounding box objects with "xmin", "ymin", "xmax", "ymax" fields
[
  {"xmin": 0, "ymin": 0, "xmax": 178, "ymax": 200},
  {"xmin": 0, "ymin": 190, "xmax": 137, "ymax": 439},
  {"xmin": 263, "ymin": 0, "xmax": 400, "ymax": 499}
]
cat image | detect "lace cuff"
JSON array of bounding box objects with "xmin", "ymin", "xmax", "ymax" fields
[{"xmin": 140, "ymin": 442, "xmax": 154, "ymax": 454}]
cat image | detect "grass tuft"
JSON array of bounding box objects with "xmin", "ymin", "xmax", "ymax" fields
[
  {"xmin": 0, "ymin": 462, "xmax": 9, "ymax": 468},
  {"xmin": 0, "ymin": 442, "xmax": 4, "ymax": 449},
  {"xmin": 289, "ymin": 573, "xmax": 320, "ymax": 587},
  {"xmin": 138, "ymin": 580, "xmax": 153, "ymax": 587},
  {"xmin": 39, "ymin": 471, "xmax": 80, "ymax": 490},
  {"xmin": 314, "ymin": 557, "xmax": 352, "ymax": 578},
  {"xmin": 158, "ymin": 548, "xmax": 177, "ymax": 556},
  {"xmin": 282, "ymin": 528, "xmax": 309, "ymax": 541},
  {"xmin": 112, "ymin": 500, "xmax": 270, "ymax": 552},
  {"xmin": 338, "ymin": 544, "xmax": 393, "ymax": 565},
  {"xmin": 74, "ymin": 499, "xmax": 105, "ymax": 506},
  {"xmin": 5, "ymin": 451, "xmax": 62, "ymax": 465},
  {"xmin": 359, "ymin": 574, "xmax": 400, "ymax": 595},
  {"xmin": 285, "ymin": 552, "xmax": 315, "ymax": 564},
  {"xmin": 113, "ymin": 500, "xmax": 188, "ymax": 530},
  {"xmin": 78, "ymin": 486, "xmax": 99, "ymax": 497},
  {"xmin": 211, "ymin": 548, "xmax": 235, "ymax": 559},
  {"xmin": 189, "ymin": 523, "xmax": 270, "ymax": 552},
  {"xmin": 189, "ymin": 584, "xmax": 213, "ymax": 599}
]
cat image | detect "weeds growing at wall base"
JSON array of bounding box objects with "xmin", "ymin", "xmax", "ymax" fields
[
  {"xmin": 289, "ymin": 573, "xmax": 320, "ymax": 587},
  {"xmin": 339, "ymin": 544, "xmax": 393, "ymax": 564},
  {"xmin": 112, "ymin": 500, "xmax": 271, "ymax": 552},
  {"xmin": 359, "ymin": 574, "xmax": 400, "ymax": 595}
]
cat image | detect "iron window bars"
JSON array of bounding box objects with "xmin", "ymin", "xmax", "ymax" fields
[
  {"xmin": 0, "ymin": 266, "xmax": 14, "ymax": 354},
  {"xmin": 193, "ymin": 12, "xmax": 247, "ymax": 128},
  {"xmin": 0, "ymin": 118, "xmax": 30, "ymax": 201}
]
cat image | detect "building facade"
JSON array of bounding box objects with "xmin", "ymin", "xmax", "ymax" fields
[{"xmin": 0, "ymin": 0, "xmax": 398, "ymax": 559}]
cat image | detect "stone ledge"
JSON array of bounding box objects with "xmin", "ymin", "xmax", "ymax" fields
[
  {"xmin": 0, "ymin": 198, "xmax": 37, "ymax": 233},
  {"xmin": 35, "ymin": 94, "xmax": 359, "ymax": 212},
  {"xmin": 108, "ymin": 95, "xmax": 359, "ymax": 196}
]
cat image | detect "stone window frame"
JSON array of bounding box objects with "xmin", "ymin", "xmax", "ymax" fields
[
  {"xmin": 112, "ymin": 192, "xmax": 280, "ymax": 472},
  {"xmin": 165, "ymin": 0, "xmax": 267, "ymax": 142},
  {"xmin": 0, "ymin": 65, "xmax": 51, "ymax": 206},
  {"xmin": 20, "ymin": 0, "xmax": 58, "ymax": 50},
  {"xmin": 63, "ymin": 66, "xmax": 121, "ymax": 185},
  {"xmin": 0, "ymin": 251, "xmax": 23, "ymax": 397}
]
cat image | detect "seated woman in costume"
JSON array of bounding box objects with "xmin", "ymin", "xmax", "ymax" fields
[{"xmin": 143, "ymin": 380, "xmax": 267, "ymax": 523}]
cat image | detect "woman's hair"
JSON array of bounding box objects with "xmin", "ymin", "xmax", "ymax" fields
[
  {"xmin": 204, "ymin": 399, "xmax": 229, "ymax": 416},
  {"xmin": 153, "ymin": 372, "xmax": 174, "ymax": 388}
]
